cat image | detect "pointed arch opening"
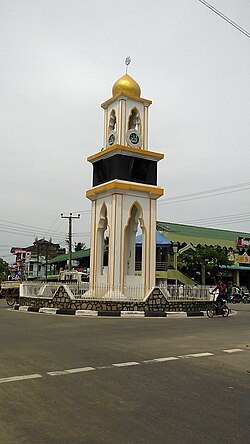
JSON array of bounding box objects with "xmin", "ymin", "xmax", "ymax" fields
[
  {"xmin": 128, "ymin": 107, "xmax": 141, "ymax": 132},
  {"xmin": 96, "ymin": 204, "xmax": 109, "ymax": 277},
  {"xmin": 124, "ymin": 202, "xmax": 146, "ymax": 278},
  {"xmin": 109, "ymin": 109, "xmax": 117, "ymax": 131}
]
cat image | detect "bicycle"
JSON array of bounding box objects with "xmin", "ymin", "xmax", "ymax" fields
[{"xmin": 207, "ymin": 292, "xmax": 230, "ymax": 318}]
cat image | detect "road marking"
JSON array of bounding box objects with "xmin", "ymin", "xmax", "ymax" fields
[
  {"xmin": 112, "ymin": 361, "xmax": 140, "ymax": 367},
  {"xmin": 0, "ymin": 374, "xmax": 42, "ymax": 384},
  {"xmin": 96, "ymin": 365, "xmax": 113, "ymax": 369},
  {"xmin": 178, "ymin": 352, "xmax": 214, "ymax": 358},
  {"xmin": 1, "ymin": 348, "xmax": 247, "ymax": 385},
  {"xmin": 47, "ymin": 367, "xmax": 95, "ymax": 376},
  {"xmin": 223, "ymin": 349, "xmax": 244, "ymax": 353},
  {"xmin": 143, "ymin": 357, "xmax": 179, "ymax": 363}
]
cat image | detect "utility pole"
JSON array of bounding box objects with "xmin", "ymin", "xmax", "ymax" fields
[
  {"xmin": 35, "ymin": 238, "xmax": 39, "ymax": 279},
  {"xmin": 60, "ymin": 213, "xmax": 81, "ymax": 270}
]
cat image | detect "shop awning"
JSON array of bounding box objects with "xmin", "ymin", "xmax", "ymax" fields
[{"xmin": 219, "ymin": 265, "xmax": 250, "ymax": 271}]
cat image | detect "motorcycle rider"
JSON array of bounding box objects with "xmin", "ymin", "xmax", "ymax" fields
[
  {"xmin": 212, "ymin": 279, "xmax": 227, "ymax": 306},
  {"xmin": 232, "ymin": 285, "xmax": 242, "ymax": 303}
]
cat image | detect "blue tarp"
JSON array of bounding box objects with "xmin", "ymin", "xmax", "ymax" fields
[{"xmin": 136, "ymin": 231, "xmax": 171, "ymax": 246}]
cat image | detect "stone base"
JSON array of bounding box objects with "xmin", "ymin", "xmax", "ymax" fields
[{"xmin": 19, "ymin": 286, "xmax": 211, "ymax": 313}]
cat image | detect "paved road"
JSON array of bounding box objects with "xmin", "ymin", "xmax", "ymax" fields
[{"xmin": 0, "ymin": 299, "xmax": 250, "ymax": 444}]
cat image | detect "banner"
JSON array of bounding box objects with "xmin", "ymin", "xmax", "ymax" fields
[
  {"xmin": 237, "ymin": 237, "xmax": 250, "ymax": 247},
  {"xmin": 238, "ymin": 255, "xmax": 250, "ymax": 264}
]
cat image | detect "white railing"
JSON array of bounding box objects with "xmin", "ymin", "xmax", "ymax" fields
[
  {"xmin": 74, "ymin": 283, "xmax": 148, "ymax": 301},
  {"xmin": 20, "ymin": 282, "xmax": 150, "ymax": 301},
  {"xmin": 20, "ymin": 282, "xmax": 60, "ymax": 298},
  {"xmin": 20, "ymin": 282, "xmax": 213, "ymax": 302},
  {"xmin": 160, "ymin": 284, "xmax": 213, "ymax": 301}
]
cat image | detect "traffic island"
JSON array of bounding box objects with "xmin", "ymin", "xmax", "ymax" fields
[{"xmin": 16, "ymin": 285, "xmax": 211, "ymax": 317}]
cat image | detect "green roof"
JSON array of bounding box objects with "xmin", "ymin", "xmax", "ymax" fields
[
  {"xmin": 49, "ymin": 223, "xmax": 250, "ymax": 264},
  {"xmin": 48, "ymin": 248, "xmax": 90, "ymax": 264},
  {"xmin": 156, "ymin": 221, "xmax": 250, "ymax": 248}
]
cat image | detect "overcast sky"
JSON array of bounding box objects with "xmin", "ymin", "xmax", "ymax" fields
[{"xmin": 0, "ymin": 0, "xmax": 250, "ymax": 263}]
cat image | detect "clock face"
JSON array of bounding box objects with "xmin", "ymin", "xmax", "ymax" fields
[
  {"xmin": 129, "ymin": 132, "xmax": 140, "ymax": 145},
  {"xmin": 108, "ymin": 133, "xmax": 115, "ymax": 146},
  {"xmin": 126, "ymin": 129, "xmax": 141, "ymax": 148}
]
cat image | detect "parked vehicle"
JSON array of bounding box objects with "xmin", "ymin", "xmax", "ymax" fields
[
  {"xmin": 243, "ymin": 295, "xmax": 250, "ymax": 303},
  {"xmin": 230, "ymin": 285, "xmax": 249, "ymax": 303},
  {"xmin": 240, "ymin": 286, "xmax": 249, "ymax": 297},
  {"xmin": 231, "ymin": 294, "xmax": 243, "ymax": 304}
]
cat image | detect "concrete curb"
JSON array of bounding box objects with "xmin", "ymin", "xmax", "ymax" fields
[{"xmin": 13, "ymin": 305, "xmax": 206, "ymax": 318}]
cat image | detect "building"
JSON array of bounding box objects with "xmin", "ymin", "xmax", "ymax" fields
[
  {"xmin": 156, "ymin": 221, "xmax": 250, "ymax": 288},
  {"xmin": 48, "ymin": 249, "xmax": 90, "ymax": 274},
  {"xmin": 48, "ymin": 221, "xmax": 250, "ymax": 289},
  {"xmin": 24, "ymin": 239, "xmax": 65, "ymax": 280},
  {"xmin": 10, "ymin": 247, "xmax": 30, "ymax": 279},
  {"xmin": 10, "ymin": 239, "xmax": 65, "ymax": 280}
]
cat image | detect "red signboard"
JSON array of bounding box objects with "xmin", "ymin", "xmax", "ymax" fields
[{"xmin": 237, "ymin": 237, "xmax": 250, "ymax": 247}]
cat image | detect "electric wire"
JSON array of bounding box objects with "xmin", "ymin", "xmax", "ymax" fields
[
  {"xmin": 159, "ymin": 182, "xmax": 250, "ymax": 205},
  {"xmin": 198, "ymin": 0, "xmax": 250, "ymax": 39},
  {"xmin": 179, "ymin": 211, "xmax": 250, "ymax": 225},
  {"xmin": 0, "ymin": 219, "xmax": 65, "ymax": 235},
  {"xmin": 1, "ymin": 182, "xmax": 249, "ymax": 257},
  {"xmin": 44, "ymin": 216, "xmax": 65, "ymax": 239}
]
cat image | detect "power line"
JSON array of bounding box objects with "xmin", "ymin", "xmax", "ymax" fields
[
  {"xmin": 158, "ymin": 181, "xmax": 250, "ymax": 205},
  {"xmin": 198, "ymin": 0, "xmax": 250, "ymax": 39},
  {"xmin": 0, "ymin": 227, "xmax": 65, "ymax": 240},
  {"xmin": 180, "ymin": 218, "xmax": 250, "ymax": 228},
  {"xmin": 0, "ymin": 219, "xmax": 65, "ymax": 235},
  {"xmin": 180, "ymin": 211, "xmax": 250, "ymax": 225}
]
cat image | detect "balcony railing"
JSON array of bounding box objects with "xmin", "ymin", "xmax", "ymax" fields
[{"xmin": 135, "ymin": 262, "xmax": 168, "ymax": 271}]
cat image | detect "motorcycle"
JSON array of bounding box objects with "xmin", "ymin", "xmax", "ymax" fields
[
  {"xmin": 231, "ymin": 294, "xmax": 242, "ymax": 304},
  {"xmin": 243, "ymin": 295, "xmax": 250, "ymax": 304}
]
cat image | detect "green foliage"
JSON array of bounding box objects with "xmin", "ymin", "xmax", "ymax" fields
[
  {"xmin": 74, "ymin": 242, "xmax": 86, "ymax": 252},
  {"xmin": 181, "ymin": 245, "xmax": 230, "ymax": 270},
  {"xmin": 0, "ymin": 258, "xmax": 9, "ymax": 281}
]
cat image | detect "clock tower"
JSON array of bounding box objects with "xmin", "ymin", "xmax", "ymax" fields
[{"xmin": 86, "ymin": 70, "xmax": 164, "ymax": 299}]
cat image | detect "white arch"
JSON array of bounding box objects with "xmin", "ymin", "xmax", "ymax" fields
[{"xmin": 124, "ymin": 202, "xmax": 146, "ymax": 277}]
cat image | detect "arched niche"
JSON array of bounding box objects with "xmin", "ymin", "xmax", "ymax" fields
[
  {"xmin": 128, "ymin": 107, "xmax": 141, "ymax": 132},
  {"xmin": 109, "ymin": 109, "xmax": 117, "ymax": 131},
  {"xmin": 96, "ymin": 204, "xmax": 109, "ymax": 276},
  {"xmin": 124, "ymin": 202, "xmax": 146, "ymax": 277}
]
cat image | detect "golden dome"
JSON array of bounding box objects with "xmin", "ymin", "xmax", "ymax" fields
[{"xmin": 112, "ymin": 73, "xmax": 141, "ymax": 98}]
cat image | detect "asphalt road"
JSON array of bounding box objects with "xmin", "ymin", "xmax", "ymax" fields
[{"xmin": 0, "ymin": 299, "xmax": 250, "ymax": 444}]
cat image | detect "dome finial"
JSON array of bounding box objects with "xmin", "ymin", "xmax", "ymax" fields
[
  {"xmin": 112, "ymin": 59, "xmax": 141, "ymax": 98},
  {"xmin": 125, "ymin": 56, "xmax": 131, "ymax": 74}
]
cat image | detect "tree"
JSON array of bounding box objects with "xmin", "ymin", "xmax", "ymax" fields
[
  {"xmin": 0, "ymin": 258, "xmax": 9, "ymax": 281},
  {"xmin": 74, "ymin": 242, "xmax": 87, "ymax": 252},
  {"xmin": 180, "ymin": 245, "xmax": 230, "ymax": 285}
]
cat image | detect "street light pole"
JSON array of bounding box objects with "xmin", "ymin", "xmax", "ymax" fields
[{"xmin": 60, "ymin": 213, "xmax": 81, "ymax": 270}]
